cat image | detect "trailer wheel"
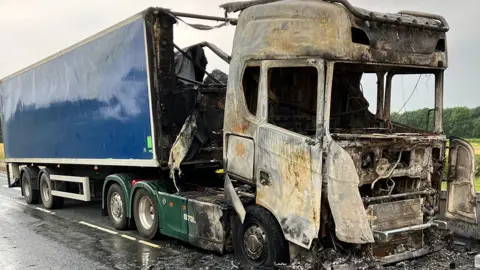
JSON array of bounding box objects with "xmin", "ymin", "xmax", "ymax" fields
[
  {"xmin": 22, "ymin": 171, "xmax": 39, "ymax": 204},
  {"xmin": 39, "ymin": 172, "xmax": 64, "ymax": 209},
  {"xmin": 133, "ymin": 189, "xmax": 160, "ymax": 239},
  {"xmin": 107, "ymin": 183, "xmax": 128, "ymax": 230},
  {"xmin": 232, "ymin": 205, "xmax": 289, "ymax": 268}
]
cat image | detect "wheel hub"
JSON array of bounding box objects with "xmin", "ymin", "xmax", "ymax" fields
[
  {"xmin": 41, "ymin": 177, "xmax": 51, "ymax": 202},
  {"xmin": 110, "ymin": 192, "xmax": 123, "ymax": 221},
  {"xmin": 243, "ymin": 225, "xmax": 266, "ymax": 260},
  {"xmin": 23, "ymin": 181, "xmax": 30, "ymax": 197},
  {"xmin": 138, "ymin": 196, "xmax": 154, "ymax": 229}
]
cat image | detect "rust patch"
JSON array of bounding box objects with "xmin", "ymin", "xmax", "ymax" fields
[
  {"xmin": 279, "ymin": 148, "xmax": 313, "ymax": 220},
  {"xmin": 282, "ymin": 150, "xmax": 309, "ymax": 191},
  {"xmin": 235, "ymin": 142, "xmax": 246, "ymax": 158},
  {"xmin": 232, "ymin": 121, "xmax": 250, "ymax": 134},
  {"xmin": 254, "ymin": 129, "xmax": 321, "ymax": 249}
]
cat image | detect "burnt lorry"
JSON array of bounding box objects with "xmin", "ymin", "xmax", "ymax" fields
[{"xmin": 0, "ymin": 0, "xmax": 477, "ymax": 268}]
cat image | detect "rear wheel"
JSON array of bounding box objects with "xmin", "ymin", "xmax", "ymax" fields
[
  {"xmin": 232, "ymin": 205, "xmax": 289, "ymax": 268},
  {"xmin": 39, "ymin": 172, "xmax": 64, "ymax": 209},
  {"xmin": 133, "ymin": 189, "xmax": 160, "ymax": 239},
  {"xmin": 107, "ymin": 183, "xmax": 128, "ymax": 230},
  {"xmin": 22, "ymin": 171, "xmax": 39, "ymax": 204}
]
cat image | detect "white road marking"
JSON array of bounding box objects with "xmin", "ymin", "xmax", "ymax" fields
[
  {"xmin": 77, "ymin": 222, "xmax": 160, "ymax": 248},
  {"xmin": 138, "ymin": 240, "xmax": 160, "ymax": 248},
  {"xmin": 14, "ymin": 200, "xmax": 28, "ymax": 206},
  {"xmin": 35, "ymin": 207, "xmax": 56, "ymax": 215},
  {"xmin": 1, "ymin": 187, "xmax": 161, "ymax": 249},
  {"xmin": 79, "ymin": 221, "xmax": 118, "ymax": 235},
  {"xmin": 120, "ymin": 234, "xmax": 137, "ymax": 241}
]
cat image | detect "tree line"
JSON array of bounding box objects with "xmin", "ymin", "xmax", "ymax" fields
[
  {"xmin": 0, "ymin": 106, "xmax": 478, "ymax": 144},
  {"xmin": 391, "ymin": 106, "xmax": 480, "ymax": 138}
]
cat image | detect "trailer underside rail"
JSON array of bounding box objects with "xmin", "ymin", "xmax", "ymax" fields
[{"xmin": 50, "ymin": 175, "xmax": 91, "ymax": 202}]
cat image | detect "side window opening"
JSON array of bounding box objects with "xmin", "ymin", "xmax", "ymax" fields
[
  {"xmin": 267, "ymin": 66, "xmax": 318, "ymax": 136},
  {"xmin": 242, "ymin": 66, "xmax": 260, "ymax": 116}
]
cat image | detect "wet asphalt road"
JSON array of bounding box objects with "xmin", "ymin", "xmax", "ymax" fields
[
  {"xmin": 0, "ymin": 174, "xmax": 242, "ymax": 270},
  {"xmin": 1, "ymin": 173, "xmax": 478, "ymax": 270}
]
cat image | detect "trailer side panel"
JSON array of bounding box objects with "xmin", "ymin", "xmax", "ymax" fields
[{"xmin": 0, "ymin": 17, "xmax": 155, "ymax": 163}]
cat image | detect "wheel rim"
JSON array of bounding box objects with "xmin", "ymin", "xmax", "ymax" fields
[
  {"xmin": 110, "ymin": 192, "xmax": 123, "ymax": 222},
  {"xmin": 41, "ymin": 175, "xmax": 51, "ymax": 202},
  {"xmin": 23, "ymin": 180, "xmax": 30, "ymax": 198},
  {"xmin": 243, "ymin": 224, "xmax": 267, "ymax": 261},
  {"xmin": 138, "ymin": 196, "xmax": 155, "ymax": 230}
]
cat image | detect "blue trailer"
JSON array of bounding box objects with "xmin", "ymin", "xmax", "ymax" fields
[
  {"xmin": 1, "ymin": 13, "xmax": 155, "ymax": 165},
  {"xmin": 0, "ymin": 7, "xmax": 231, "ymax": 249},
  {"xmin": 1, "ymin": 8, "xmax": 226, "ymax": 167}
]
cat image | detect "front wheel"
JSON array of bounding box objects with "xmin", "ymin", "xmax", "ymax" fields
[
  {"xmin": 232, "ymin": 205, "xmax": 289, "ymax": 268},
  {"xmin": 133, "ymin": 189, "xmax": 160, "ymax": 239}
]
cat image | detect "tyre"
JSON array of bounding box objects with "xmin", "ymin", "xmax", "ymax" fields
[
  {"xmin": 107, "ymin": 183, "xmax": 128, "ymax": 230},
  {"xmin": 133, "ymin": 189, "xmax": 160, "ymax": 239},
  {"xmin": 39, "ymin": 172, "xmax": 64, "ymax": 209},
  {"xmin": 232, "ymin": 205, "xmax": 289, "ymax": 268},
  {"xmin": 22, "ymin": 171, "xmax": 39, "ymax": 204}
]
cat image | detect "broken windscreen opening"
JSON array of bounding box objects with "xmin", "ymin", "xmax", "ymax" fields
[
  {"xmin": 329, "ymin": 63, "xmax": 440, "ymax": 135},
  {"xmin": 267, "ymin": 66, "xmax": 318, "ymax": 136},
  {"xmin": 389, "ymin": 74, "xmax": 436, "ymax": 132}
]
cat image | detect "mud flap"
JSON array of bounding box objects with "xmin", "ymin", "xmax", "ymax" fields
[
  {"xmin": 224, "ymin": 175, "xmax": 246, "ymax": 223},
  {"xmin": 7, "ymin": 164, "xmax": 20, "ymax": 188},
  {"xmin": 446, "ymin": 137, "xmax": 478, "ymax": 224},
  {"xmin": 326, "ymin": 140, "xmax": 374, "ymax": 243}
]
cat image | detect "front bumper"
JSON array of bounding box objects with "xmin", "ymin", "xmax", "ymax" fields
[{"xmin": 373, "ymin": 220, "xmax": 448, "ymax": 243}]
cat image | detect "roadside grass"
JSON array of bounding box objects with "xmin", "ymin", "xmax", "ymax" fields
[
  {"xmin": 0, "ymin": 143, "xmax": 4, "ymax": 160},
  {"xmin": 441, "ymin": 178, "xmax": 480, "ymax": 191},
  {"xmin": 441, "ymin": 139, "xmax": 480, "ymax": 191},
  {"xmin": 470, "ymin": 138, "xmax": 480, "ymax": 154}
]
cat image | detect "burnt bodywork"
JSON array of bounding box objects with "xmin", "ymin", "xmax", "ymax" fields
[
  {"xmin": 140, "ymin": 1, "xmax": 474, "ymax": 266},
  {"xmin": 0, "ymin": 1, "xmax": 475, "ymax": 268},
  {"xmin": 222, "ymin": 0, "xmax": 475, "ymax": 266},
  {"xmin": 144, "ymin": 9, "xmax": 225, "ymax": 170},
  {"xmin": 333, "ymin": 133, "xmax": 447, "ymax": 257},
  {"xmin": 226, "ymin": 0, "xmax": 447, "ymax": 68}
]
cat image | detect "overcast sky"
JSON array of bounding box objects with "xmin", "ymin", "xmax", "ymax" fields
[{"xmin": 0, "ymin": 0, "xmax": 478, "ymax": 112}]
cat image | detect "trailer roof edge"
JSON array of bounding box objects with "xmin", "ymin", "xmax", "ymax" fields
[
  {"xmin": 0, "ymin": 9, "xmax": 154, "ymax": 83},
  {"xmin": 0, "ymin": 7, "xmax": 234, "ymax": 83}
]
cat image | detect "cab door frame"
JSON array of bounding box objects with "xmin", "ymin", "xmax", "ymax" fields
[
  {"xmin": 253, "ymin": 58, "xmax": 325, "ymax": 249},
  {"xmin": 445, "ymin": 136, "xmax": 478, "ymax": 224}
]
